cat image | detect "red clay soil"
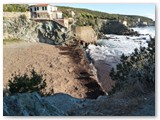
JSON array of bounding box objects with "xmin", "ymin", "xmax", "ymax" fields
[{"xmin": 3, "ymin": 42, "xmax": 105, "ymax": 99}]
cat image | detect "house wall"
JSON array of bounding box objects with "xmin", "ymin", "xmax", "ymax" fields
[
  {"xmin": 51, "ymin": 12, "xmax": 57, "ymax": 19},
  {"xmin": 47, "ymin": 6, "xmax": 51, "ymax": 14},
  {"xmin": 29, "ymin": 5, "xmax": 50, "ymax": 18},
  {"xmin": 123, "ymin": 21, "xmax": 128, "ymax": 26},
  {"xmin": 29, "ymin": 6, "xmax": 48, "ymax": 12},
  {"xmin": 51, "ymin": 6, "xmax": 57, "ymax": 11},
  {"xmin": 57, "ymin": 19, "xmax": 68, "ymax": 28},
  {"xmin": 143, "ymin": 22, "xmax": 148, "ymax": 25},
  {"xmin": 37, "ymin": 12, "xmax": 49, "ymax": 19},
  {"xmin": 75, "ymin": 26, "xmax": 97, "ymax": 43},
  {"xmin": 57, "ymin": 12, "xmax": 62, "ymax": 19},
  {"xmin": 63, "ymin": 18, "xmax": 68, "ymax": 28},
  {"xmin": 29, "ymin": 5, "xmax": 61, "ymax": 19}
]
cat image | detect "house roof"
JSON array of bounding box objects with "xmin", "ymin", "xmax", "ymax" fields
[
  {"xmin": 34, "ymin": 4, "xmax": 49, "ymax": 7},
  {"xmin": 29, "ymin": 4, "xmax": 57, "ymax": 7}
]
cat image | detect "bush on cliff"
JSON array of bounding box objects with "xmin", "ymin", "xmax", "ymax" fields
[
  {"xmin": 109, "ymin": 37, "xmax": 155, "ymax": 94},
  {"xmin": 3, "ymin": 4, "xmax": 28, "ymax": 12},
  {"xmin": 8, "ymin": 69, "xmax": 47, "ymax": 96}
]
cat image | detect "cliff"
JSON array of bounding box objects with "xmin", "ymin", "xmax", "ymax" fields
[
  {"xmin": 75, "ymin": 26, "xmax": 97, "ymax": 43},
  {"xmin": 3, "ymin": 41, "xmax": 155, "ymax": 116},
  {"xmin": 3, "ymin": 8, "xmax": 155, "ymax": 116},
  {"xmin": 3, "ymin": 14, "xmax": 68, "ymax": 45}
]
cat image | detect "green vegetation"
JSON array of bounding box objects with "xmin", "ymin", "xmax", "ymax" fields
[
  {"xmin": 3, "ymin": 4, "xmax": 153, "ymax": 24},
  {"xmin": 59, "ymin": 6, "xmax": 101, "ymax": 31},
  {"xmin": 58, "ymin": 6, "xmax": 153, "ymax": 27},
  {"xmin": 109, "ymin": 37, "xmax": 155, "ymax": 95},
  {"xmin": 8, "ymin": 69, "xmax": 48, "ymax": 96},
  {"xmin": 3, "ymin": 4, "xmax": 153, "ymax": 28},
  {"xmin": 3, "ymin": 38, "xmax": 22, "ymax": 45},
  {"xmin": 3, "ymin": 4, "xmax": 28, "ymax": 12}
]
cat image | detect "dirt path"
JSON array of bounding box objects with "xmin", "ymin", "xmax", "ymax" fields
[{"xmin": 3, "ymin": 42, "xmax": 105, "ymax": 98}]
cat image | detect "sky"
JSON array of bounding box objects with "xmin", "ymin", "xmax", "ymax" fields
[{"xmin": 55, "ymin": 3, "xmax": 155, "ymax": 20}]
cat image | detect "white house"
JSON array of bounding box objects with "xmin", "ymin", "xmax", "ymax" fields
[
  {"xmin": 143, "ymin": 21, "xmax": 148, "ymax": 25},
  {"xmin": 123, "ymin": 20, "xmax": 128, "ymax": 26},
  {"xmin": 70, "ymin": 11, "xmax": 75, "ymax": 17},
  {"xmin": 29, "ymin": 4, "xmax": 69, "ymax": 28},
  {"xmin": 29, "ymin": 4, "xmax": 62, "ymax": 19}
]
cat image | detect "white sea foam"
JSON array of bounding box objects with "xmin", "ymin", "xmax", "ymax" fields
[
  {"xmin": 130, "ymin": 26, "xmax": 155, "ymax": 38},
  {"xmin": 86, "ymin": 26, "xmax": 155, "ymax": 68}
]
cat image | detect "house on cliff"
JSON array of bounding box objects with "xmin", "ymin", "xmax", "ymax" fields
[
  {"xmin": 29, "ymin": 4, "xmax": 68, "ymax": 28},
  {"xmin": 122, "ymin": 20, "xmax": 128, "ymax": 26}
]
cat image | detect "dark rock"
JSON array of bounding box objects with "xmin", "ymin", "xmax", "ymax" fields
[
  {"xmin": 3, "ymin": 91, "xmax": 154, "ymax": 116},
  {"xmin": 100, "ymin": 20, "xmax": 140, "ymax": 36},
  {"xmin": 3, "ymin": 92, "xmax": 67, "ymax": 116},
  {"xmin": 3, "ymin": 17, "xmax": 68, "ymax": 45}
]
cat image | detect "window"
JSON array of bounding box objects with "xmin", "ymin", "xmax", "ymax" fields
[
  {"xmin": 30, "ymin": 8, "xmax": 32, "ymax": 12},
  {"xmin": 34, "ymin": 7, "xmax": 36, "ymax": 11},
  {"xmin": 45, "ymin": 6, "xmax": 47, "ymax": 10},
  {"xmin": 37, "ymin": 7, "xmax": 39, "ymax": 11},
  {"xmin": 42, "ymin": 7, "xmax": 44, "ymax": 10}
]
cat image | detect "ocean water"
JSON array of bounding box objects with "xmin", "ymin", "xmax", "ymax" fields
[
  {"xmin": 130, "ymin": 26, "xmax": 155, "ymax": 38},
  {"xmin": 86, "ymin": 26, "xmax": 155, "ymax": 68}
]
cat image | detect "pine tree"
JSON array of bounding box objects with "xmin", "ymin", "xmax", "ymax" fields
[{"xmin": 109, "ymin": 37, "xmax": 155, "ymax": 94}]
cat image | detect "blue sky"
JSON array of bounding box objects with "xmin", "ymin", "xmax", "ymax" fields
[{"xmin": 55, "ymin": 3, "xmax": 155, "ymax": 20}]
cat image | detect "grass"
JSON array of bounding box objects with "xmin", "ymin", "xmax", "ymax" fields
[{"xmin": 3, "ymin": 38, "xmax": 22, "ymax": 45}]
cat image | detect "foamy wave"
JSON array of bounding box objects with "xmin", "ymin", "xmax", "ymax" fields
[
  {"xmin": 131, "ymin": 26, "xmax": 155, "ymax": 38},
  {"xmin": 87, "ymin": 34, "xmax": 149, "ymax": 67}
]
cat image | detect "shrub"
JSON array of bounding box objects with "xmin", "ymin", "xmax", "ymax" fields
[
  {"xmin": 3, "ymin": 38, "xmax": 21, "ymax": 45},
  {"xmin": 3, "ymin": 4, "xmax": 28, "ymax": 12},
  {"xmin": 18, "ymin": 14, "xmax": 27, "ymax": 25},
  {"xmin": 19, "ymin": 14, "xmax": 27, "ymax": 20},
  {"xmin": 109, "ymin": 37, "xmax": 155, "ymax": 94},
  {"xmin": 8, "ymin": 69, "xmax": 47, "ymax": 96}
]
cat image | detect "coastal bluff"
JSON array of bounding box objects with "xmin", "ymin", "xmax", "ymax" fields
[{"xmin": 75, "ymin": 26, "xmax": 97, "ymax": 43}]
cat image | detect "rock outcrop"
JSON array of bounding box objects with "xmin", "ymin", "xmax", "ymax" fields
[
  {"xmin": 3, "ymin": 16, "xmax": 39, "ymax": 42},
  {"xmin": 100, "ymin": 20, "xmax": 139, "ymax": 36},
  {"xmin": 3, "ymin": 92, "xmax": 67, "ymax": 116},
  {"xmin": 3, "ymin": 91, "xmax": 155, "ymax": 116},
  {"xmin": 3, "ymin": 15, "xmax": 68, "ymax": 45}
]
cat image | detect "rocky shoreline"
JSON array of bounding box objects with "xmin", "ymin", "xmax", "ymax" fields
[
  {"xmin": 4, "ymin": 88, "xmax": 155, "ymax": 116},
  {"xmin": 3, "ymin": 12, "xmax": 155, "ymax": 116},
  {"xmin": 3, "ymin": 37, "xmax": 155, "ymax": 116}
]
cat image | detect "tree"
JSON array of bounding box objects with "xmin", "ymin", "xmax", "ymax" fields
[
  {"xmin": 109, "ymin": 37, "xmax": 155, "ymax": 94},
  {"xmin": 8, "ymin": 69, "xmax": 47, "ymax": 96}
]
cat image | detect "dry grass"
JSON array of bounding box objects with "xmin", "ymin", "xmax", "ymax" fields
[{"xmin": 3, "ymin": 38, "xmax": 23, "ymax": 45}]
